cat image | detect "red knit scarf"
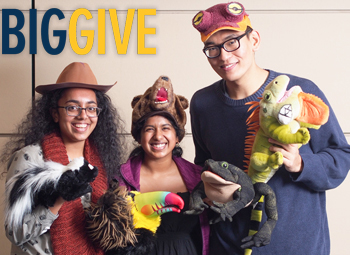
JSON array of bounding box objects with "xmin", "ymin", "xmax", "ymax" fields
[{"xmin": 41, "ymin": 132, "xmax": 107, "ymax": 255}]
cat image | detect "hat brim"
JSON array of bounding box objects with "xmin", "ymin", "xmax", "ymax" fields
[
  {"xmin": 35, "ymin": 81, "xmax": 116, "ymax": 95},
  {"xmin": 202, "ymin": 26, "xmax": 246, "ymax": 42}
]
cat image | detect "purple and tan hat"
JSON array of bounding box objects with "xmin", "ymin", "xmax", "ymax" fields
[
  {"xmin": 192, "ymin": 2, "xmax": 252, "ymax": 42},
  {"xmin": 35, "ymin": 62, "xmax": 116, "ymax": 95}
]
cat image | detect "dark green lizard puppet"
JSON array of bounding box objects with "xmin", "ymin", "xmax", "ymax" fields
[{"xmin": 185, "ymin": 159, "xmax": 278, "ymax": 249}]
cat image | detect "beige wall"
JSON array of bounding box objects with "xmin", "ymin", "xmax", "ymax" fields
[{"xmin": 1, "ymin": 1, "xmax": 350, "ymax": 254}]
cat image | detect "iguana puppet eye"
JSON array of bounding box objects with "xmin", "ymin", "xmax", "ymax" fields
[
  {"xmin": 221, "ymin": 162, "xmax": 229, "ymax": 169},
  {"xmin": 264, "ymin": 92, "xmax": 272, "ymax": 101}
]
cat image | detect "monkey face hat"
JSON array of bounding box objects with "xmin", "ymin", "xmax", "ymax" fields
[
  {"xmin": 192, "ymin": 2, "xmax": 252, "ymax": 42},
  {"xmin": 131, "ymin": 76, "xmax": 189, "ymax": 142}
]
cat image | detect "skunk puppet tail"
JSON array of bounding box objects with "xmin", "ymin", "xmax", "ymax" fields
[{"xmin": 5, "ymin": 157, "xmax": 97, "ymax": 229}]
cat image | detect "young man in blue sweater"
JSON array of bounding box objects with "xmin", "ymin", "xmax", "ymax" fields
[{"xmin": 190, "ymin": 2, "xmax": 350, "ymax": 254}]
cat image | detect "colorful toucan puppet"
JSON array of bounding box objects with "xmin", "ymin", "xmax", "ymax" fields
[
  {"xmin": 243, "ymin": 74, "xmax": 329, "ymax": 255},
  {"xmin": 5, "ymin": 157, "xmax": 97, "ymax": 229},
  {"xmin": 185, "ymin": 159, "xmax": 278, "ymax": 249},
  {"xmin": 85, "ymin": 181, "xmax": 185, "ymax": 255}
]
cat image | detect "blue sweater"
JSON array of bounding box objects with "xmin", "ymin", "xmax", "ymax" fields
[{"xmin": 190, "ymin": 70, "xmax": 350, "ymax": 255}]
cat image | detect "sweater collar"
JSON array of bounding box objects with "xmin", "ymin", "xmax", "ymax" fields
[{"xmin": 217, "ymin": 69, "xmax": 278, "ymax": 106}]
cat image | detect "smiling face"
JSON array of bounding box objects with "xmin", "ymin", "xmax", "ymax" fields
[
  {"xmin": 52, "ymin": 88, "xmax": 98, "ymax": 147},
  {"xmin": 205, "ymin": 29, "xmax": 260, "ymax": 86},
  {"xmin": 140, "ymin": 115, "xmax": 179, "ymax": 161}
]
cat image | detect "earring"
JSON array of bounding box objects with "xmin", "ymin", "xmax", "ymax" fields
[{"xmin": 176, "ymin": 142, "xmax": 180, "ymax": 147}]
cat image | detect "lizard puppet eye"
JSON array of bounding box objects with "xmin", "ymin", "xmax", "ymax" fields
[
  {"xmin": 221, "ymin": 162, "xmax": 229, "ymax": 169},
  {"xmin": 264, "ymin": 92, "xmax": 272, "ymax": 101}
]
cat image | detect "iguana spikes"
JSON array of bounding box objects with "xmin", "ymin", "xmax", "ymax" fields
[{"xmin": 244, "ymin": 101, "xmax": 260, "ymax": 173}]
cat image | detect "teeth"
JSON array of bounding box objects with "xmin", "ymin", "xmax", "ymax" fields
[
  {"xmin": 75, "ymin": 124, "xmax": 87, "ymax": 128},
  {"xmin": 223, "ymin": 63, "xmax": 233, "ymax": 68},
  {"xmin": 155, "ymin": 100, "xmax": 168, "ymax": 104},
  {"xmin": 153, "ymin": 143, "xmax": 165, "ymax": 148}
]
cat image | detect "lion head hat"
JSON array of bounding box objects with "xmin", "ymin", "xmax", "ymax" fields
[{"xmin": 131, "ymin": 76, "xmax": 189, "ymax": 142}]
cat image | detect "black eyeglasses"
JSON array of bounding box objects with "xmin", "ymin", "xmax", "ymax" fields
[
  {"xmin": 203, "ymin": 27, "xmax": 252, "ymax": 58},
  {"xmin": 57, "ymin": 106, "xmax": 102, "ymax": 117}
]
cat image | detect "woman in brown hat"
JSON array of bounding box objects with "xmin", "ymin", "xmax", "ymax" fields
[
  {"xmin": 1, "ymin": 62, "xmax": 125, "ymax": 255},
  {"xmin": 115, "ymin": 76, "xmax": 210, "ymax": 255}
]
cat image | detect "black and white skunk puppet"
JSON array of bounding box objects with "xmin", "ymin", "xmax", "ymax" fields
[
  {"xmin": 85, "ymin": 181, "xmax": 184, "ymax": 255},
  {"xmin": 5, "ymin": 157, "xmax": 98, "ymax": 229}
]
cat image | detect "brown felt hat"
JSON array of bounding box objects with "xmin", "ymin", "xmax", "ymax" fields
[
  {"xmin": 131, "ymin": 76, "xmax": 189, "ymax": 142},
  {"xmin": 35, "ymin": 62, "xmax": 116, "ymax": 94}
]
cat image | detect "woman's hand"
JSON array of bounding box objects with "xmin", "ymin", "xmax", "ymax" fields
[{"xmin": 49, "ymin": 196, "xmax": 66, "ymax": 215}]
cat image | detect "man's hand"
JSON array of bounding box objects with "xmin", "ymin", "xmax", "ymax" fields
[{"xmin": 269, "ymin": 138, "xmax": 303, "ymax": 173}]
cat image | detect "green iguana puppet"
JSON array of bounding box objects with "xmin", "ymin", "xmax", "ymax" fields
[
  {"xmin": 243, "ymin": 74, "xmax": 329, "ymax": 255},
  {"xmin": 244, "ymin": 74, "xmax": 330, "ymax": 183}
]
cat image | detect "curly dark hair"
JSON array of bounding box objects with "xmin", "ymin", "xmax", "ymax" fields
[
  {"xmin": 128, "ymin": 112, "xmax": 184, "ymax": 158},
  {"xmin": 1, "ymin": 89, "xmax": 126, "ymax": 181}
]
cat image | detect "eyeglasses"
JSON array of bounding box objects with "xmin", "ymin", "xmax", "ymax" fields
[
  {"xmin": 57, "ymin": 106, "xmax": 102, "ymax": 117},
  {"xmin": 203, "ymin": 28, "xmax": 252, "ymax": 58}
]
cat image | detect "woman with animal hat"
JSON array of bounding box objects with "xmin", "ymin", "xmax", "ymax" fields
[
  {"xmin": 116, "ymin": 76, "xmax": 210, "ymax": 255},
  {"xmin": 1, "ymin": 62, "xmax": 125, "ymax": 255}
]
